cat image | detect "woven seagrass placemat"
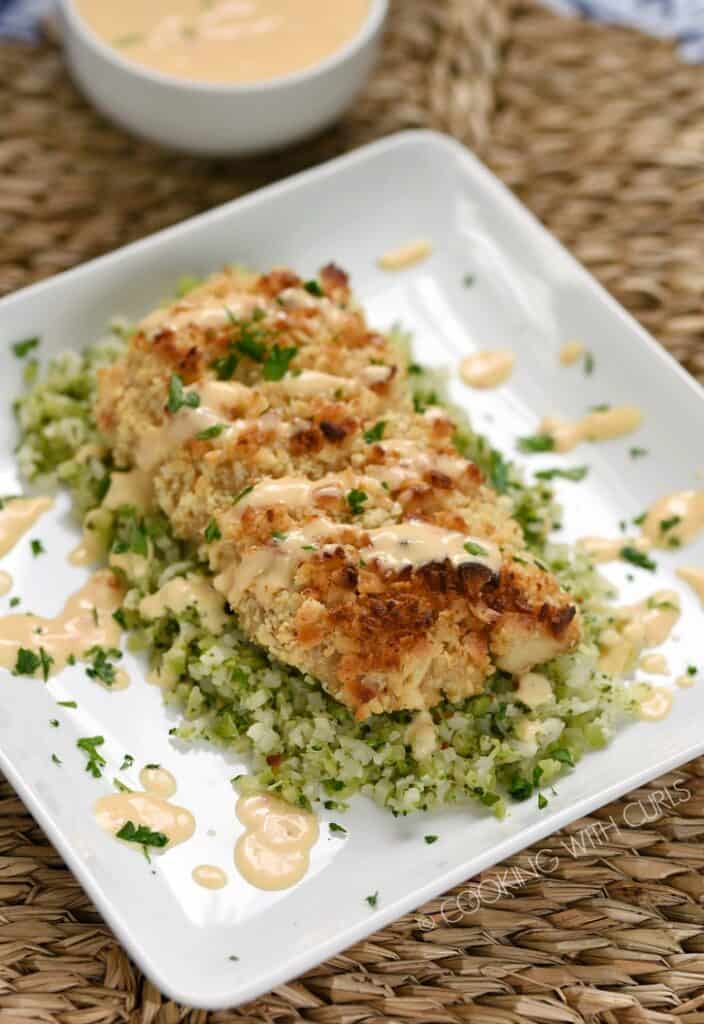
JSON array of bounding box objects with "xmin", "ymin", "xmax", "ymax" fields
[{"xmin": 2, "ymin": 1, "xmax": 704, "ymax": 1020}]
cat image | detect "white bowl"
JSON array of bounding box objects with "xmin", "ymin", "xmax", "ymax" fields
[{"xmin": 58, "ymin": 0, "xmax": 387, "ymax": 156}]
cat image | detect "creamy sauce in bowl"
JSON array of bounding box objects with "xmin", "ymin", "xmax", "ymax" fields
[{"xmin": 73, "ymin": 0, "xmax": 371, "ymax": 85}]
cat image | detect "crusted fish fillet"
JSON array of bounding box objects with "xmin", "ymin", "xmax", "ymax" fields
[{"xmin": 96, "ymin": 264, "xmax": 580, "ymax": 718}]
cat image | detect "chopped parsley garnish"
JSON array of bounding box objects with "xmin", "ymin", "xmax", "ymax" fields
[
  {"xmin": 687, "ymin": 665, "xmax": 698, "ymax": 676},
  {"xmin": 271, "ymin": 531, "xmax": 287, "ymax": 541},
  {"xmin": 116, "ymin": 820, "xmax": 168, "ymax": 859},
  {"xmin": 113, "ymin": 608, "xmax": 127, "ymax": 628},
  {"xmin": 303, "ymin": 279, "xmax": 324, "ymax": 297},
  {"xmin": 407, "ymin": 363, "xmax": 422, "ymax": 375},
  {"xmin": 77, "ymin": 735, "xmax": 106, "ymax": 778},
  {"xmin": 328, "ymin": 822, "xmax": 347, "ymax": 834},
  {"xmin": 49, "ymin": 718, "xmax": 59, "ymax": 728},
  {"xmin": 38, "ymin": 647, "xmax": 53, "ymax": 681},
  {"xmin": 590, "ymin": 403, "xmax": 611, "ymax": 413},
  {"xmin": 204, "ymin": 518, "xmax": 222, "ymax": 543},
  {"xmin": 583, "ymin": 351, "xmax": 595, "ymax": 375},
  {"xmin": 58, "ymin": 700, "xmax": 77, "ymax": 708},
  {"xmin": 517, "ymin": 434, "xmax": 555, "ymax": 453},
  {"xmin": 262, "ymin": 344, "xmax": 298, "ymax": 381},
  {"xmin": 167, "ymin": 373, "xmax": 200, "ymax": 414},
  {"xmin": 145, "ymin": 763, "xmax": 161, "ymax": 770},
  {"xmin": 508, "ymin": 774, "xmax": 533, "ymax": 801},
  {"xmin": 363, "ymin": 420, "xmax": 387, "ymax": 444},
  {"xmin": 196, "ymin": 423, "xmax": 226, "ymax": 440},
  {"xmin": 96, "ymin": 475, "xmax": 111, "ymax": 502},
  {"xmin": 629, "ymin": 446, "xmax": 648, "ymax": 458},
  {"xmin": 85, "ymin": 645, "xmax": 122, "ymax": 687},
  {"xmin": 120, "ymin": 754, "xmax": 134, "ymax": 770},
  {"xmin": 235, "ymin": 332, "xmax": 266, "ymax": 362},
  {"xmin": 365, "ymin": 892, "xmax": 379, "ymax": 907},
  {"xmin": 535, "ymin": 466, "xmax": 588, "ymax": 482},
  {"xmin": 211, "ymin": 352, "xmax": 238, "ymax": 381},
  {"xmin": 462, "ymin": 273, "xmax": 475, "ymax": 287},
  {"xmin": 538, "ymin": 793, "xmax": 548, "ymax": 809},
  {"xmin": 233, "ymin": 484, "xmax": 254, "ymax": 505},
  {"xmin": 659, "ymin": 515, "xmax": 681, "ymax": 533},
  {"xmin": 30, "ymin": 538, "xmax": 45, "ymax": 557},
  {"xmin": 9, "ymin": 597, "xmax": 20, "ymax": 607},
  {"xmin": 550, "ymin": 747, "xmax": 575, "ymax": 767},
  {"xmin": 488, "ymin": 450, "xmax": 510, "ymax": 493},
  {"xmin": 632, "ymin": 512, "xmax": 646, "ymax": 526},
  {"xmin": 346, "ymin": 489, "xmax": 368, "ymax": 516},
  {"xmin": 12, "ymin": 337, "xmax": 39, "ymax": 358},
  {"xmin": 464, "ymin": 541, "xmax": 488, "ymax": 557},
  {"xmin": 14, "ymin": 647, "xmax": 40, "ymax": 676},
  {"xmin": 424, "ymin": 835, "xmax": 439, "ymax": 844},
  {"xmin": 620, "ymin": 546, "xmax": 657, "ymax": 571},
  {"xmin": 113, "ymin": 515, "xmax": 149, "ymax": 557},
  {"xmin": 51, "ymin": 753, "xmax": 62, "ymax": 765},
  {"xmin": 113, "ymin": 779, "xmax": 132, "ymax": 793}
]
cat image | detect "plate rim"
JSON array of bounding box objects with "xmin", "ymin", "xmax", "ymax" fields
[{"xmin": 1, "ymin": 128, "xmax": 703, "ymax": 1009}]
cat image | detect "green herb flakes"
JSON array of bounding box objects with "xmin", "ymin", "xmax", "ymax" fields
[
  {"xmin": 517, "ymin": 434, "xmax": 555, "ymax": 453},
  {"xmin": 346, "ymin": 489, "xmax": 368, "ymax": 516},
  {"xmin": 620, "ymin": 546, "xmax": 657, "ymax": 571},
  {"xmin": 12, "ymin": 337, "xmax": 39, "ymax": 358},
  {"xmin": 167, "ymin": 374, "xmax": 200, "ymax": 414},
  {"xmin": 77, "ymin": 735, "xmax": 106, "ymax": 778}
]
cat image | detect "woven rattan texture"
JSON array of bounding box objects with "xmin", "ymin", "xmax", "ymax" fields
[{"xmin": 1, "ymin": 1, "xmax": 704, "ymax": 1020}]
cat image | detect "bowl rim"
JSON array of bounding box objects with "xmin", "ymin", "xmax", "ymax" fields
[{"xmin": 59, "ymin": 0, "xmax": 388, "ymax": 94}]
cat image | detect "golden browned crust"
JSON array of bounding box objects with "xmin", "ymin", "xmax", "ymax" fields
[{"xmin": 96, "ymin": 264, "xmax": 580, "ymax": 718}]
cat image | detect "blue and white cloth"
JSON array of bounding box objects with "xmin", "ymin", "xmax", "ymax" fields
[
  {"xmin": 544, "ymin": 0, "xmax": 704, "ymax": 62},
  {"xmin": 2, "ymin": 0, "xmax": 704, "ymax": 62}
]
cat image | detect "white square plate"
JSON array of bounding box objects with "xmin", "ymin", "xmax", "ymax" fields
[{"xmin": 0, "ymin": 131, "xmax": 702, "ymax": 1011}]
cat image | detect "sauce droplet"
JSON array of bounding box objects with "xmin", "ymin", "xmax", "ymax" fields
[
  {"xmin": 459, "ymin": 350, "xmax": 515, "ymax": 390},
  {"xmin": 95, "ymin": 791, "xmax": 195, "ymax": 851},
  {"xmin": 539, "ymin": 405, "xmax": 642, "ymax": 453},
  {"xmin": 637, "ymin": 685, "xmax": 673, "ymax": 722},
  {"xmin": 0, "ymin": 570, "xmax": 124, "ymax": 676},
  {"xmin": 378, "ymin": 239, "xmax": 432, "ymax": 270},
  {"xmin": 0, "ymin": 496, "xmax": 53, "ymax": 557},
  {"xmin": 234, "ymin": 793, "xmax": 318, "ymax": 891},
  {"xmin": 599, "ymin": 590, "xmax": 680, "ymax": 678},
  {"xmin": 578, "ymin": 535, "xmax": 651, "ymax": 564},
  {"xmin": 638, "ymin": 653, "xmax": 668, "ymax": 675},
  {"xmin": 677, "ymin": 566, "xmax": 704, "ymax": 606},
  {"xmin": 139, "ymin": 765, "xmax": 177, "ymax": 799},
  {"xmin": 559, "ymin": 340, "xmax": 585, "ymax": 366},
  {"xmin": 642, "ymin": 491, "xmax": 704, "ymax": 548},
  {"xmin": 68, "ymin": 511, "xmax": 106, "ymax": 567},
  {"xmin": 192, "ymin": 864, "xmax": 227, "ymax": 889},
  {"xmin": 405, "ymin": 711, "xmax": 437, "ymax": 760}
]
